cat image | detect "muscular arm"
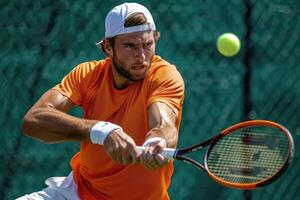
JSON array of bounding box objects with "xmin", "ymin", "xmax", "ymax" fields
[
  {"xmin": 140, "ymin": 101, "xmax": 179, "ymax": 169},
  {"xmin": 22, "ymin": 89, "xmax": 141, "ymax": 163},
  {"xmin": 22, "ymin": 89, "xmax": 98, "ymax": 143},
  {"xmin": 146, "ymin": 102, "xmax": 178, "ymax": 148}
]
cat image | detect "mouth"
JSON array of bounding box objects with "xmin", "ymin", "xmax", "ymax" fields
[{"xmin": 131, "ymin": 64, "xmax": 146, "ymax": 70}]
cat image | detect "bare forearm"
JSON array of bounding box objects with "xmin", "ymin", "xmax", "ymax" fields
[
  {"xmin": 146, "ymin": 126, "xmax": 178, "ymax": 148},
  {"xmin": 147, "ymin": 102, "xmax": 179, "ymax": 148},
  {"xmin": 22, "ymin": 107, "xmax": 97, "ymax": 143},
  {"xmin": 142, "ymin": 102, "xmax": 179, "ymax": 169}
]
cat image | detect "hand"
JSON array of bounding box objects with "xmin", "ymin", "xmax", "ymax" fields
[
  {"xmin": 139, "ymin": 139, "xmax": 169, "ymax": 170},
  {"xmin": 104, "ymin": 129, "xmax": 141, "ymax": 165}
]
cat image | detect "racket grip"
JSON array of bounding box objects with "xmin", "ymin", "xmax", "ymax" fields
[{"xmin": 137, "ymin": 146, "xmax": 176, "ymax": 160}]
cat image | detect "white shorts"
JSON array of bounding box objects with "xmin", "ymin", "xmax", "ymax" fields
[{"xmin": 16, "ymin": 172, "xmax": 79, "ymax": 200}]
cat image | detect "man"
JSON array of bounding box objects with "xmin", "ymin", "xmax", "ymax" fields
[{"xmin": 18, "ymin": 2, "xmax": 184, "ymax": 200}]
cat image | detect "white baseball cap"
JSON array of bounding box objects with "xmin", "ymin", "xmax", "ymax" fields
[{"xmin": 97, "ymin": 3, "xmax": 156, "ymax": 45}]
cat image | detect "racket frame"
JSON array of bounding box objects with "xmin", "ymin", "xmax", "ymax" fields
[
  {"xmin": 203, "ymin": 120, "xmax": 295, "ymax": 189},
  {"xmin": 138, "ymin": 120, "xmax": 294, "ymax": 190}
]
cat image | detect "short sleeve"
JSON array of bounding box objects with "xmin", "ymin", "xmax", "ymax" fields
[
  {"xmin": 52, "ymin": 62, "xmax": 94, "ymax": 106},
  {"xmin": 147, "ymin": 65, "xmax": 184, "ymax": 115}
]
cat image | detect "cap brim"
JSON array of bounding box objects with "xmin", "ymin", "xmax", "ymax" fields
[{"xmin": 95, "ymin": 40, "xmax": 103, "ymax": 46}]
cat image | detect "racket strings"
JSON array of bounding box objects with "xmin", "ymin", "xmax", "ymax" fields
[{"xmin": 206, "ymin": 125, "xmax": 290, "ymax": 184}]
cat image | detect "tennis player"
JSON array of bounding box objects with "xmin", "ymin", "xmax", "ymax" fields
[{"xmin": 18, "ymin": 2, "xmax": 184, "ymax": 200}]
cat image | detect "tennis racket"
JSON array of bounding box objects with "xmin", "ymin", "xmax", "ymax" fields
[{"xmin": 138, "ymin": 120, "xmax": 294, "ymax": 189}]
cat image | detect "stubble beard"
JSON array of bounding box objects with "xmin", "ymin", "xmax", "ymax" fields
[{"xmin": 112, "ymin": 54, "xmax": 152, "ymax": 82}]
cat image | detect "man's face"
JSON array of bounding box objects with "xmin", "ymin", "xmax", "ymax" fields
[{"xmin": 111, "ymin": 31, "xmax": 156, "ymax": 82}]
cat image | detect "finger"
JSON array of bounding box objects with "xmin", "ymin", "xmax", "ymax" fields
[
  {"xmin": 141, "ymin": 149, "xmax": 160, "ymax": 170},
  {"xmin": 145, "ymin": 153, "xmax": 169, "ymax": 170},
  {"xmin": 117, "ymin": 138, "xmax": 139, "ymax": 165},
  {"xmin": 144, "ymin": 159, "xmax": 160, "ymax": 170},
  {"xmin": 124, "ymin": 139, "xmax": 141, "ymax": 164},
  {"xmin": 122, "ymin": 148, "xmax": 136, "ymax": 165},
  {"xmin": 121, "ymin": 154, "xmax": 132, "ymax": 165},
  {"xmin": 129, "ymin": 149, "xmax": 139, "ymax": 164},
  {"xmin": 139, "ymin": 147, "xmax": 151, "ymax": 164},
  {"xmin": 120, "ymin": 145, "xmax": 133, "ymax": 165},
  {"xmin": 151, "ymin": 144, "xmax": 163, "ymax": 154},
  {"xmin": 110, "ymin": 151, "xmax": 120, "ymax": 164},
  {"xmin": 115, "ymin": 144, "xmax": 126, "ymax": 164},
  {"xmin": 154, "ymin": 154, "xmax": 168, "ymax": 166},
  {"xmin": 114, "ymin": 151, "xmax": 122, "ymax": 164},
  {"xmin": 106, "ymin": 146, "xmax": 118, "ymax": 163},
  {"xmin": 144, "ymin": 148, "xmax": 155, "ymax": 162},
  {"xmin": 142, "ymin": 156, "xmax": 157, "ymax": 170},
  {"xmin": 115, "ymin": 138, "xmax": 131, "ymax": 164}
]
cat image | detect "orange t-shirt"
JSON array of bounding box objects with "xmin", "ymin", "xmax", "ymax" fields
[{"xmin": 53, "ymin": 55, "xmax": 184, "ymax": 200}]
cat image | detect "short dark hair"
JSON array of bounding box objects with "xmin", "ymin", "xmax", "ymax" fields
[
  {"xmin": 124, "ymin": 12, "xmax": 148, "ymax": 27},
  {"xmin": 100, "ymin": 12, "xmax": 160, "ymax": 54}
]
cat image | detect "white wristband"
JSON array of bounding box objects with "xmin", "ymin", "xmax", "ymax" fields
[
  {"xmin": 90, "ymin": 121, "xmax": 123, "ymax": 145},
  {"xmin": 142, "ymin": 137, "xmax": 167, "ymax": 147}
]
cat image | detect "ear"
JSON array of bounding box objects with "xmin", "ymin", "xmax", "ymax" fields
[{"xmin": 102, "ymin": 39, "xmax": 113, "ymax": 58}]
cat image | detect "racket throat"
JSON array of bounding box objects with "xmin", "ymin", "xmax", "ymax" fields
[{"xmin": 177, "ymin": 155, "xmax": 206, "ymax": 171}]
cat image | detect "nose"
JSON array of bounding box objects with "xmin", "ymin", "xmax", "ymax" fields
[{"xmin": 135, "ymin": 47, "xmax": 146, "ymax": 62}]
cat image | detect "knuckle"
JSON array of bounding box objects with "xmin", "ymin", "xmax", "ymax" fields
[{"xmin": 106, "ymin": 147, "xmax": 114, "ymax": 154}]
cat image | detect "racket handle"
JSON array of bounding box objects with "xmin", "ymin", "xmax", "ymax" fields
[{"xmin": 137, "ymin": 146, "xmax": 176, "ymax": 160}]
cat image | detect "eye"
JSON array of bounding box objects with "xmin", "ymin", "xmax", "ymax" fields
[
  {"xmin": 143, "ymin": 42, "xmax": 153, "ymax": 48},
  {"xmin": 123, "ymin": 43, "xmax": 135, "ymax": 49}
]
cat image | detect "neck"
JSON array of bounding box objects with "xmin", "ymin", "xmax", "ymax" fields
[{"xmin": 111, "ymin": 65, "xmax": 132, "ymax": 90}]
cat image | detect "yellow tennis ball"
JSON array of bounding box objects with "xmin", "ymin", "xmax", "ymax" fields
[{"xmin": 217, "ymin": 33, "xmax": 240, "ymax": 57}]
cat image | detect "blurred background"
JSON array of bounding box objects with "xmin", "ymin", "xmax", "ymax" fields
[{"xmin": 1, "ymin": 0, "xmax": 299, "ymax": 199}]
